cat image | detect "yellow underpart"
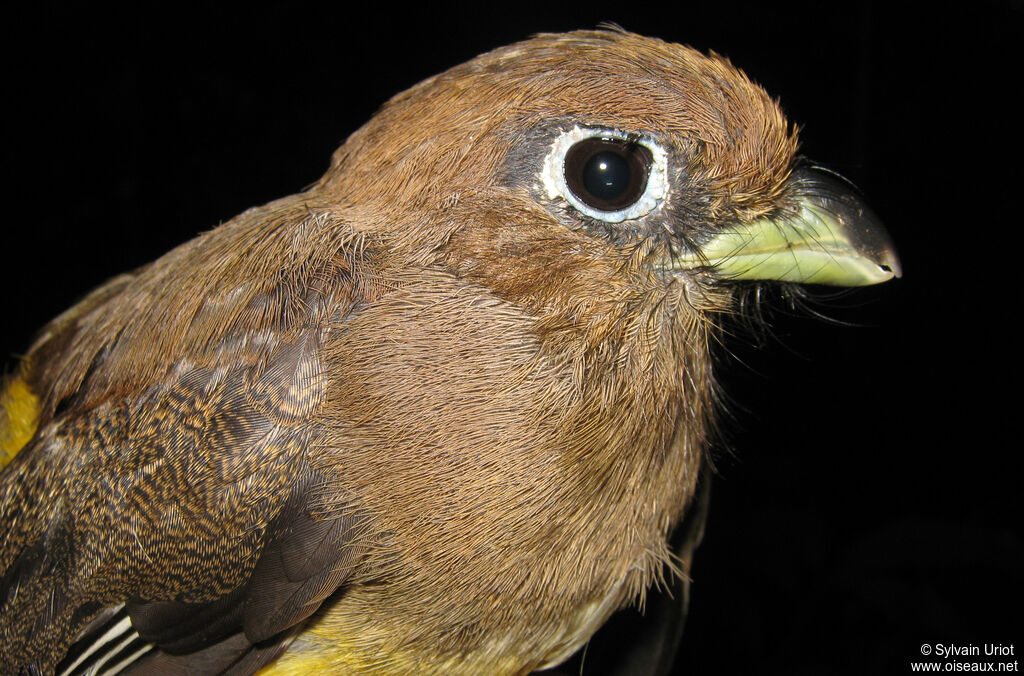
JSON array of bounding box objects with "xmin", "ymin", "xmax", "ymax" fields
[
  {"xmin": 258, "ymin": 652, "xmax": 339, "ymax": 676},
  {"xmin": 258, "ymin": 637, "xmax": 428, "ymax": 676},
  {"xmin": 257, "ymin": 622, "xmax": 524, "ymax": 676},
  {"xmin": 259, "ymin": 646, "xmax": 522, "ymax": 676},
  {"xmin": 0, "ymin": 374, "xmax": 40, "ymax": 468}
]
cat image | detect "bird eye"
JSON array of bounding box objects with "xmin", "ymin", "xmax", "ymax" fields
[
  {"xmin": 541, "ymin": 127, "xmax": 668, "ymax": 224},
  {"xmin": 563, "ymin": 138, "xmax": 652, "ymax": 212}
]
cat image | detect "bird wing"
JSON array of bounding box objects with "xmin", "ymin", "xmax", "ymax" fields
[
  {"xmin": 1, "ymin": 209, "xmax": 377, "ymax": 674},
  {"xmin": 56, "ymin": 463, "xmax": 363, "ymax": 676}
]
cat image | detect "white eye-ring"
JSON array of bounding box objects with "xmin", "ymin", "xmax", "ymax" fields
[{"xmin": 541, "ymin": 126, "xmax": 668, "ymax": 223}]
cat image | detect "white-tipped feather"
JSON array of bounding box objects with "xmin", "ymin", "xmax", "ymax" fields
[{"xmin": 59, "ymin": 605, "xmax": 153, "ymax": 676}]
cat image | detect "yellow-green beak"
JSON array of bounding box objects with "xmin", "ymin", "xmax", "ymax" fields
[{"xmin": 673, "ymin": 166, "xmax": 901, "ymax": 286}]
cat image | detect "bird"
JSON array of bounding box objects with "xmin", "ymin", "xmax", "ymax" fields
[{"xmin": 0, "ymin": 28, "xmax": 900, "ymax": 676}]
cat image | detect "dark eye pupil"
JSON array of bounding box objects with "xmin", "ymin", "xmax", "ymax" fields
[
  {"xmin": 582, "ymin": 151, "xmax": 631, "ymax": 201},
  {"xmin": 564, "ymin": 137, "xmax": 652, "ymax": 212}
]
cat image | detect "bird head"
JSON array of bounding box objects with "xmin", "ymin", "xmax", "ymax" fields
[{"xmin": 314, "ymin": 28, "xmax": 900, "ymax": 319}]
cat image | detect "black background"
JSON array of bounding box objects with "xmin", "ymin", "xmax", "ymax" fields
[{"xmin": 3, "ymin": 2, "xmax": 1020, "ymax": 674}]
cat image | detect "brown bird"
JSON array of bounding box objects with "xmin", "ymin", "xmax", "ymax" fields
[{"xmin": 0, "ymin": 29, "xmax": 899, "ymax": 675}]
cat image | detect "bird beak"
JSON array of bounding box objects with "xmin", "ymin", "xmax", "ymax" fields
[{"xmin": 670, "ymin": 165, "xmax": 901, "ymax": 286}]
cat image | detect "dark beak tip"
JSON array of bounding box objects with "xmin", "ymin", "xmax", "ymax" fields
[
  {"xmin": 871, "ymin": 228, "xmax": 903, "ymax": 280},
  {"xmin": 884, "ymin": 258, "xmax": 903, "ymax": 280},
  {"xmin": 794, "ymin": 164, "xmax": 903, "ymax": 284}
]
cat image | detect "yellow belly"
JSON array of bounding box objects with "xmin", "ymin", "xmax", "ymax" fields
[{"xmin": 257, "ymin": 577, "xmax": 627, "ymax": 676}]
